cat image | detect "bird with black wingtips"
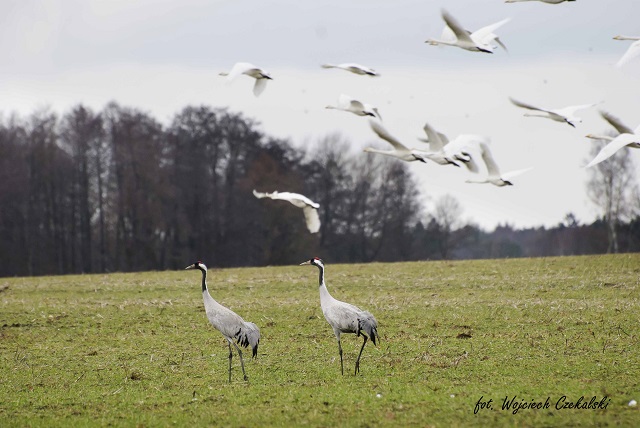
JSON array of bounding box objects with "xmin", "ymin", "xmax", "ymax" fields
[
  {"xmin": 509, "ymin": 97, "xmax": 598, "ymax": 128},
  {"xmin": 185, "ymin": 261, "xmax": 260, "ymax": 383},
  {"xmin": 219, "ymin": 62, "xmax": 273, "ymax": 96},
  {"xmin": 465, "ymin": 140, "xmax": 533, "ymax": 187},
  {"xmin": 321, "ymin": 62, "xmax": 379, "ymax": 76},
  {"xmin": 300, "ymin": 257, "xmax": 379, "ymax": 375},
  {"xmin": 366, "ymin": 120, "xmax": 429, "ymax": 163},
  {"xmin": 253, "ymin": 190, "xmax": 321, "ymax": 233},
  {"xmin": 426, "ymin": 9, "xmax": 510, "ymax": 54},
  {"xmin": 585, "ymin": 110, "xmax": 640, "ymax": 168}
]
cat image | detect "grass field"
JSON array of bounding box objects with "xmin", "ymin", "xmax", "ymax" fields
[{"xmin": 1, "ymin": 254, "xmax": 639, "ymax": 427}]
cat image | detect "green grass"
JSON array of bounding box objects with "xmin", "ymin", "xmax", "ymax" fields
[{"xmin": 1, "ymin": 255, "xmax": 639, "ymax": 427}]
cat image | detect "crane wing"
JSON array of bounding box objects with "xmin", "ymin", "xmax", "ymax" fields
[
  {"xmin": 600, "ymin": 110, "xmax": 634, "ymax": 135},
  {"xmin": 369, "ymin": 120, "xmax": 410, "ymax": 151},
  {"xmin": 302, "ymin": 206, "xmax": 321, "ymax": 233},
  {"xmin": 237, "ymin": 321, "xmax": 260, "ymax": 358},
  {"xmin": 586, "ymin": 134, "xmax": 639, "ymax": 168}
]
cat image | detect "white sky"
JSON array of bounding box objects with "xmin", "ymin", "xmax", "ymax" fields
[{"xmin": 1, "ymin": 0, "xmax": 639, "ymax": 230}]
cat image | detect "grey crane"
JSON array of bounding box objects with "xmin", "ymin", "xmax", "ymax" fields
[
  {"xmin": 185, "ymin": 261, "xmax": 260, "ymax": 382},
  {"xmin": 300, "ymin": 257, "xmax": 379, "ymax": 375}
]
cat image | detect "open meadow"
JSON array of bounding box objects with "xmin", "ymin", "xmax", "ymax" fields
[{"xmin": 1, "ymin": 254, "xmax": 639, "ymax": 427}]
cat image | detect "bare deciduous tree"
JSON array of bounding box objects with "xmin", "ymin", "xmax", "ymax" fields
[
  {"xmin": 431, "ymin": 194, "xmax": 464, "ymax": 259},
  {"xmin": 586, "ymin": 138, "xmax": 639, "ymax": 253}
]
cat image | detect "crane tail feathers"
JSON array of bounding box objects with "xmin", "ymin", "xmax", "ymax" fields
[
  {"xmin": 358, "ymin": 312, "xmax": 379, "ymax": 346},
  {"xmin": 235, "ymin": 321, "xmax": 261, "ymax": 358}
]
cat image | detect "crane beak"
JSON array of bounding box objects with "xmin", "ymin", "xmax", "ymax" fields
[
  {"xmin": 299, "ymin": 260, "xmax": 311, "ymax": 266},
  {"xmin": 185, "ymin": 264, "xmax": 195, "ymax": 270}
]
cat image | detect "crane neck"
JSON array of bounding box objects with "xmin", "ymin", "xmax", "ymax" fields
[
  {"xmin": 199, "ymin": 267, "xmax": 208, "ymax": 292},
  {"xmin": 316, "ymin": 265, "xmax": 325, "ymax": 288},
  {"xmin": 316, "ymin": 265, "xmax": 336, "ymax": 306}
]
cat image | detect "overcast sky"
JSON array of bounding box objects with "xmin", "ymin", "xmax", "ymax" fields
[{"xmin": 1, "ymin": 0, "xmax": 639, "ymax": 230}]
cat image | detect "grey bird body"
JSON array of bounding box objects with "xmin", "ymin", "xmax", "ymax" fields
[
  {"xmin": 186, "ymin": 262, "xmax": 260, "ymax": 382},
  {"xmin": 301, "ymin": 257, "xmax": 379, "ymax": 375}
]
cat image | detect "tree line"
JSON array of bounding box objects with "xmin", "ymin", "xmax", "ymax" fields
[{"xmin": 0, "ymin": 103, "xmax": 638, "ymax": 277}]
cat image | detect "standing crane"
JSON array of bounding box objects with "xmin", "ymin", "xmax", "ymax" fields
[
  {"xmin": 185, "ymin": 261, "xmax": 260, "ymax": 383},
  {"xmin": 299, "ymin": 257, "xmax": 379, "ymax": 375}
]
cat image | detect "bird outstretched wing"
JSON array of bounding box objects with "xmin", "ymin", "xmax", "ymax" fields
[
  {"xmin": 303, "ymin": 206, "xmax": 321, "ymax": 234},
  {"xmin": 253, "ymin": 78, "xmax": 268, "ymax": 97},
  {"xmin": 422, "ymin": 122, "xmax": 446, "ymax": 152},
  {"xmin": 441, "ymin": 10, "xmax": 474, "ymax": 44},
  {"xmin": 509, "ymin": 97, "xmax": 551, "ymax": 114},
  {"xmin": 600, "ymin": 110, "xmax": 634, "ymax": 135},
  {"xmin": 253, "ymin": 189, "xmax": 270, "ymax": 199},
  {"xmin": 616, "ymin": 40, "xmax": 640, "ymax": 68},
  {"xmin": 586, "ymin": 134, "xmax": 639, "ymax": 168},
  {"xmin": 501, "ymin": 166, "xmax": 533, "ymax": 181},
  {"xmin": 225, "ymin": 62, "xmax": 256, "ymax": 82},
  {"xmin": 369, "ymin": 120, "xmax": 410, "ymax": 151}
]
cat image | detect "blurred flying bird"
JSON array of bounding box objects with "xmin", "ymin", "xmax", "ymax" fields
[
  {"xmin": 613, "ymin": 35, "xmax": 640, "ymax": 68},
  {"xmin": 509, "ymin": 97, "xmax": 598, "ymax": 127},
  {"xmin": 505, "ymin": 0, "xmax": 576, "ymax": 4},
  {"xmin": 185, "ymin": 261, "xmax": 260, "ymax": 383},
  {"xmin": 326, "ymin": 94, "xmax": 382, "ymax": 120},
  {"xmin": 585, "ymin": 110, "xmax": 640, "ymax": 168},
  {"xmin": 219, "ymin": 62, "xmax": 273, "ymax": 96},
  {"xmin": 465, "ymin": 140, "xmax": 532, "ymax": 186},
  {"xmin": 300, "ymin": 257, "xmax": 379, "ymax": 375},
  {"xmin": 418, "ymin": 122, "xmax": 485, "ymax": 171},
  {"xmin": 321, "ymin": 63, "xmax": 379, "ymax": 76},
  {"xmin": 366, "ymin": 120, "xmax": 428, "ymax": 163},
  {"xmin": 253, "ymin": 190, "xmax": 321, "ymax": 233},
  {"xmin": 426, "ymin": 9, "xmax": 510, "ymax": 53}
]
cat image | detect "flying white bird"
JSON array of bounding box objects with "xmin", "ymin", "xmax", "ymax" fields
[
  {"xmin": 613, "ymin": 35, "xmax": 640, "ymax": 68},
  {"xmin": 426, "ymin": 9, "xmax": 510, "ymax": 53},
  {"xmin": 466, "ymin": 141, "xmax": 532, "ymax": 186},
  {"xmin": 219, "ymin": 62, "xmax": 273, "ymax": 96},
  {"xmin": 321, "ymin": 63, "xmax": 379, "ymax": 76},
  {"xmin": 585, "ymin": 111, "xmax": 640, "ymax": 168},
  {"xmin": 253, "ymin": 190, "xmax": 321, "ymax": 233},
  {"xmin": 365, "ymin": 120, "xmax": 428, "ymax": 163},
  {"xmin": 505, "ymin": 0, "xmax": 576, "ymax": 4},
  {"xmin": 418, "ymin": 122, "xmax": 484, "ymax": 171},
  {"xmin": 326, "ymin": 94, "xmax": 382, "ymax": 120},
  {"xmin": 300, "ymin": 257, "xmax": 379, "ymax": 375},
  {"xmin": 509, "ymin": 97, "xmax": 598, "ymax": 128},
  {"xmin": 185, "ymin": 261, "xmax": 260, "ymax": 383}
]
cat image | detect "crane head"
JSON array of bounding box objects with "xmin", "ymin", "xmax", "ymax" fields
[
  {"xmin": 299, "ymin": 257, "xmax": 324, "ymax": 268},
  {"xmin": 185, "ymin": 261, "xmax": 207, "ymax": 271}
]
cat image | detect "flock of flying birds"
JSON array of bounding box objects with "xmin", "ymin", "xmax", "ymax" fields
[
  {"xmin": 218, "ymin": 4, "xmax": 639, "ymax": 234},
  {"xmin": 186, "ymin": 1, "xmax": 639, "ymax": 381}
]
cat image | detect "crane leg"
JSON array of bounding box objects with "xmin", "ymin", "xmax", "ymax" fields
[
  {"xmin": 338, "ymin": 339, "xmax": 344, "ymax": 376},
  {"xmin": 227, "ymin": 341, "xmax": 233, "ymax": 383},
  {"xmin": 355, "ymin": 335, "xmax": 368, "ymax": 375},
  {"xmin": 232, "ymin": 341, "xmax": 248, "ymax": 381}
]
